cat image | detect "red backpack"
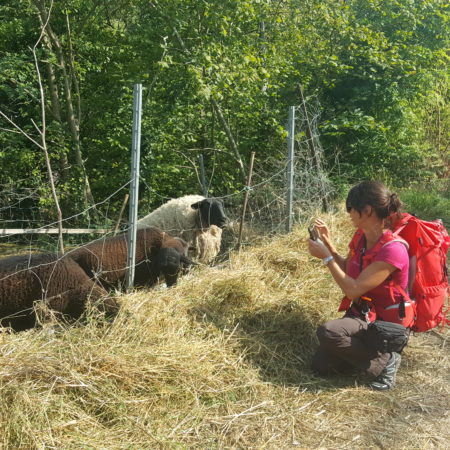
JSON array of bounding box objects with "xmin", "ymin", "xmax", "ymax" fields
[
  {"xmin": 342, "ymin": 213, "xmax": 450, "ymax": 331},
  {"xmin": 391, "ymin": 213, "xmax": 450, "ymax": 332}
]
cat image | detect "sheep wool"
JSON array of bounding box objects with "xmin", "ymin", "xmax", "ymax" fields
[
  {"xmin": 137, "ymin": 195, "xmax": 205, "ymax": 236},
  {"xmin": 194, "ymin": 225, "xmax": 223, "ymax": 264},
  {"xmin": 137, "ymin": 195, "xmax": 226, "ymax": 263},
  {"xmin": 0, "ymin": 253, "xmax": 117, "ymax": 331}
]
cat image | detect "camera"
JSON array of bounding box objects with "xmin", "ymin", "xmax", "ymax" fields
[{"xmin": 308, "ymin": 225, "xmax": 320, "ymax": 241}]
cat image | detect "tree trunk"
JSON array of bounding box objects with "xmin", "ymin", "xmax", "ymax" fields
[
  {"xmin": 34, "ymin": 0, "xmax": 96, "ymax": 217},
  {"xmin": 31, "ymin": 14, "xmax": 65, "ymax": 254},
  {"xmin": 44, "ymin": 49, "xmax": 70, "ymax": 177},
  {"xmin": 210, "ymin": 98, "xmax": 246, "ymax": 180}
]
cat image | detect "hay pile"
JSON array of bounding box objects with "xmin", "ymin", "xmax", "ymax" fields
[{"xmin": 0, "ymin": 211, "xmax": 448, "ymax": 448}]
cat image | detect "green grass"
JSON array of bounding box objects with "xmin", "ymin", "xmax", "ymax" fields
[{"xmin": 400, "ymin": 189, "xmax": 450, "ymax": 227}]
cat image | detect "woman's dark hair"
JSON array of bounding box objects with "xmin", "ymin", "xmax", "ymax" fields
[{"xmin": 346, "ymin": 181, "xmax": 403, "ymax": 219}]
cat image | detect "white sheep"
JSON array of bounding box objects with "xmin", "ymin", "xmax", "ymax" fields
[
  {"xmin": 193, "ymin": 225, "xmax": 223, "ymax": 263},
  {"xmin": 137, "ymin": 195, "xmax": 229, "ymax": 263}
]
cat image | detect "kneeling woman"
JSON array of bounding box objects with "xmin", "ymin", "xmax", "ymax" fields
[{"xmin": 308, "ymin": 181, "xmax": 414, "ymax": 390}]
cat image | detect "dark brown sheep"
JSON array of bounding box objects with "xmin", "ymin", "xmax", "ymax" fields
[
  {"xmin": 0, "ymin": 253, "xmax": 118, "ymax": 331},
  {"xmin": 155, "ymin": 234, "xmax": 195, "ymax": 287},
  {"xmin": 0, "ymin": 228, "xmax": 192, "ymax": 331},
  {"xmin": 69, "ymin": 227, "xmax": 194, "ymax": 290}
]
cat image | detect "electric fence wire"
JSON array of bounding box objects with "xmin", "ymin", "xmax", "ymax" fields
[{"xmin": 0, "ymin": 97, "xmax": 334, "ymax": 254}]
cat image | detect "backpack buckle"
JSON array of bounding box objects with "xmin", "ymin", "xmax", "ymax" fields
[{"xmin": 360, "ymin": 296, "xmax": 373, "ymax": 323}]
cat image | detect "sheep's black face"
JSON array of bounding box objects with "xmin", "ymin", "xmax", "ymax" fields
[
  {"xmin": 191, "ymin": 198, "xmax": 229, "ymax": 229},
  {"xmin": 155, "ymin": 247, "xmax": 182, "ymax": 287}
]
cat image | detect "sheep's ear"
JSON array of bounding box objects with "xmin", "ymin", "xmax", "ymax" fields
[{"xmin": 191, "ymin": 201, "xmax": 200, "ymax": 210}]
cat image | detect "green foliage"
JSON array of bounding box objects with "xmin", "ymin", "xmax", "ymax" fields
[{"xmin": 0, "ymin": 0, "xmax": 449, "ymax": 223}]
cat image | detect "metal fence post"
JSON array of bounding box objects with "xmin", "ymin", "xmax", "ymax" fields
[
  {"xmin": 237, "ymin": 152, "xmax": 256, "ymax": 250},
  {"xmin": 126, "ymin": 84, "xmax": 142, "ymax": 291},
  {"xmin": 198, "ymin": 154, "xmax": 208, "ymax": 197},
  {"xmin": 286, "ymin": 106, "xmax": 295, "ymax": 232}
]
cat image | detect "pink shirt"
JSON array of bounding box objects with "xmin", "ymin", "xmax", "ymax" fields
[{"xmin": 347, "ymin": 232, "xmax": 409, "ymax": 310}]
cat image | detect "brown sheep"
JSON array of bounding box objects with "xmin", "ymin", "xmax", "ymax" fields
[
  {"xmin": 0, "ymin": 253, "xmax": 118, "ymax": 331},
  {"xmin": 0, "ymin": 228, "xmax": 192, "ymax": 331},
  {"xmin": 69, "ymin": 227, "xmax": 194, "ymax": 290}
]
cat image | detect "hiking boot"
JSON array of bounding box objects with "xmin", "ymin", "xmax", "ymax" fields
[{"xmin": 369, "ymin": 352, "xmax": 401, "ymax": 391}]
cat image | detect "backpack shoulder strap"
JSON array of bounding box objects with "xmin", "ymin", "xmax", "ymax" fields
[
  {"xmin": 349, "ymin": 229, "xmax": 364, "ymax": 251},
  {"xmin": 362, "ymin": 231, "xmax": 409, "ymax": 267},
  {"xmin": 383, "ymin": 237, "xmax": 409, "ymax": 251},
  {"xmin": 365, "ymin": 230, "xmax": 395, "ymax": 258}
]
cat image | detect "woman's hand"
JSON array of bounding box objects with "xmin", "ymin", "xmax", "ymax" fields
[
  {"xmin": 308, "ymin": 239, "xmax": 332, "ymax": 259},
  {"xmin": 313, "ymin": 218, "xmax": 331, "ymax": 246},
  {"xmin": 310, "ymin": 218, "xmax": 347, "ymax": 271}
]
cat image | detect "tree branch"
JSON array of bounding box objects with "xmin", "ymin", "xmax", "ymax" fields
[
  {"xmin": 150, "ymin": 0, "xmax": 246, "ymax": 181},
  {"xmin": 32, "ymin": 0, "xmax": 64, "ymax": 253},
  {"xmin": 0, "ymin": 110, "xmax": 44, "ymax": 150}
]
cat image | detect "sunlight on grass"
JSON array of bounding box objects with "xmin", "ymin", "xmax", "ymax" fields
[{"xmin": 0, "ymin": 209, "xmax": 448, "ymax": 448}]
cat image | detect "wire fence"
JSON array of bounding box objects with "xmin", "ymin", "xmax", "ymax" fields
[
  {"xmin": 0, "ymin": 98, "xmax": 334, "ymax": 330},
  {"xmin": 0, "ymin": 99, "xmax": 334, "ymax": 259}
]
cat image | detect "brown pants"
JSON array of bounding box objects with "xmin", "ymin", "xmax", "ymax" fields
[{"xmin": 312, "ymin": 316, "xmax": 390, "ymax": 378}]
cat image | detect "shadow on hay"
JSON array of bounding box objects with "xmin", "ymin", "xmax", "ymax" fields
[
  {"xmin": 191, "ymin": 298, "xmax": 357, "ymax": 388},
  {"xmin": 236, "ymin": 302, "xmax": 319, "ymax": 384}
]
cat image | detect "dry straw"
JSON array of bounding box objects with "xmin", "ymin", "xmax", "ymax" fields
[{"xmin": 0, "ymin": 209, "xmax": 448, "ymax": 448}]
